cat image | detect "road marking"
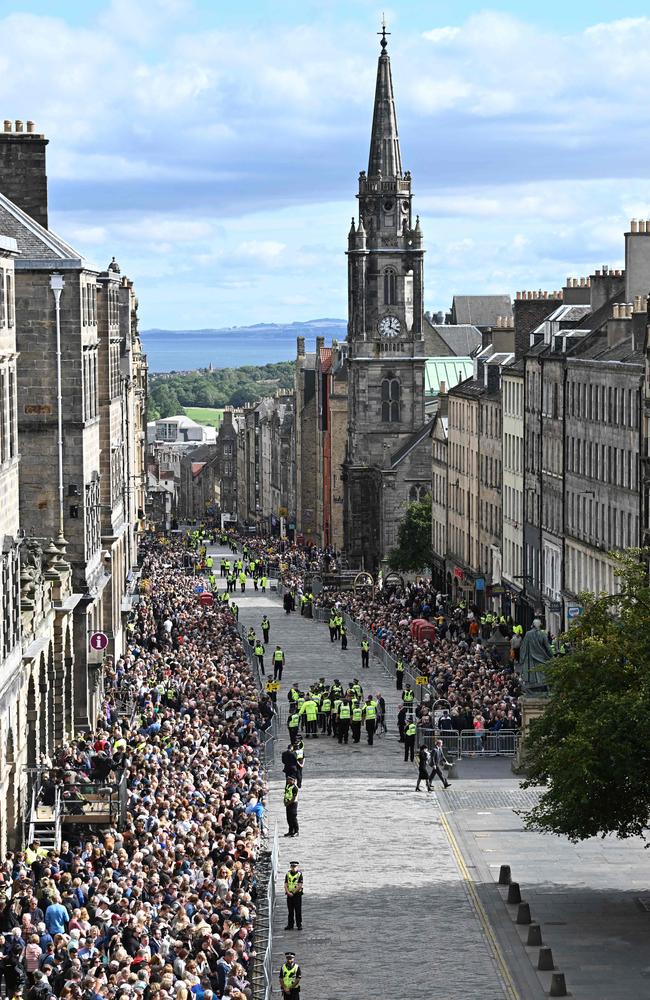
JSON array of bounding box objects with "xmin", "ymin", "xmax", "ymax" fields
[{"xmin": 439, "ymin": 812, "xmax": 521, "ymax": 1000}]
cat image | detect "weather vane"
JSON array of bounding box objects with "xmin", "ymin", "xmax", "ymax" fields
[{"xmin": 378, "ymin": 13, "xmax": 390, "ymax": 53}]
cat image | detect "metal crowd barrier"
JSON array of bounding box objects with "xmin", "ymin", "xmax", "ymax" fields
[
  {"xmin": 417, "ymin": 727, "xmax": 520, "ymax": 758},
  {"xmin": 263, "ymin": 824, "xmax": 279, "ymax": 1000}
]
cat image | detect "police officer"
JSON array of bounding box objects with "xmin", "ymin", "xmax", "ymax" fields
[
  {"xmin": 280, "ymin": 952, "xmax": 301, "ymax": 998},
  {"xmin": 284, "ymin": 861, "xmax": 304, "ymax": 931},
  {"xmin": 331, "ymin": 693, "xmax": 342, "ymax": 740},
  {"xmin": 340, "ymin": 622, "xmax": 348, "ymax": 650},
  {"xmin": 402, "ymin": 684, "xmax": 415, "ymax": 710},
  {"xmin": 328, "ymin": 612, "xmax": 337, "ymax": 642},
  {"xmin": 247, "ymin": 626, "xmax": 256, "ymax": 647},
  {"xmin": 261, "ymin": 615, "xmax": 270, "ymax": 643},
  {"xmin": 351, "ymin": 700, "xmax": 363, "ymax": 743},
  {"xmin": 363, "ymin": 695, "xmax": 377, "ymax": 745},
  {"xmin": 361, "ymin": 638, "xmax": 370, "ymax": 668},
  {"xmin": 299, "ymin": 693, "xmax": 318, "ymax": 739},
  {"xmin": 254, "ymin": 639, "xmax": 265, "ymax": 675},
  {"xmin": 239, "ymin": 569, "xmax": 247, "ymax": 592},
  {"xmin": 260, "ymin": 574, "xmax": 268, "ymax": 592},
  {"xmin": 338, "ymin": 698, "xmax": 351, "ymax": 745},
  {"xmin": 273, "ymin": 646, "xmax": 286, "ymax": 680},
  {"xmin": 292, "ymin": 737, "xmax": 305, "ymax": 788},
  {"xmin": 319, "ymin": 692, "xmax": 331, "ymax": 733},
  {"xmin": 404, "ymin": 715, "xmax": 417, "ymax": 762},
  {"xmin": 287, "ymin": 703, "xmax": 300, "ymax": 741},
  {"xmin": 284, "ymin": 776, "xmax": 299, "ymax": 837},
  {"xmin": 395, "ymin": 659, "xmax": 405, "ymax": 690}
]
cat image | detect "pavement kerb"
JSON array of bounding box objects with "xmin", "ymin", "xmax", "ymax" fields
[{"xmin": 439, "ymin": 812, "xmax": 521, "ymax": 1000}]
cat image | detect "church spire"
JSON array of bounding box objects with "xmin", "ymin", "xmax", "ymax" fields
[{"xmin": 367, "ymin": 20, "xmax": 402, "ymax": 179}]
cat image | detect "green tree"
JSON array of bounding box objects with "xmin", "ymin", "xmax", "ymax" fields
[
  {"xmin": 386, "ymin": 495, "xmax": 432, "ymax": 573},
  {"xmin": 522, "ymin": 550, "xmax": 650, "ymax": 841}
]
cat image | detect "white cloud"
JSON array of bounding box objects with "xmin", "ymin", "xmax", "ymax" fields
[
  {"xmin": 422, "ymin": 26, "xmax": 460, "ymax": 43},
  {"xmin": 5, "ymin": 5, "xmax": 650, "ymax": 328}
]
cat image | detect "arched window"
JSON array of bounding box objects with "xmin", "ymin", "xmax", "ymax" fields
[
  {"xmin": 383, "ymin": 267, "xmax": 396, "ymax": 305},
  {"xmin": 381, "ymin": 377, "xmax": 400, "ymax": 422},
  {"xmin": 409, "ymin": 484, "xmax": 427, "ymax": 502}
]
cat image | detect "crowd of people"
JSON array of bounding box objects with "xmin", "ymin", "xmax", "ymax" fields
[{"xmin": 0, "ymin": 536, "xmax": 270, "ymax": 1000}]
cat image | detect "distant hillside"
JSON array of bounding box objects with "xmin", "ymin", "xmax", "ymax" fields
[
  {"xmin": 147, "ymin": 360, "xmax": 296, "ymax": 421},
  {"xmin": 141, "ymin": 319, "xmax": 347, "ymax": 373}
]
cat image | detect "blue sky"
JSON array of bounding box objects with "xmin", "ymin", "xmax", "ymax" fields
[{"xmin": 2, "ymin": 0, "xmax": 650, "ymax": 329}]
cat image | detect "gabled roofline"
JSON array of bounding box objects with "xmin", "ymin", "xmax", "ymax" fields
[{"xmin": 0, "ymin": 190, "xmax": 98, "ymax": 269}]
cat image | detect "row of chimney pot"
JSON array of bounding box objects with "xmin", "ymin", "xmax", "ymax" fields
[
  {"xmin": 612, "ymin": 298, "xmax": 648, "ymax": 319},
  {"xmin": 515, "ymin": 290, "xmax": 564, "ymax": 300},
  {"xmin": 564, "ymin": 277, "xmax": 591, "ymax": 288},
  {"xmin": 630, "ymin": 219, "xmax": 650, "ymax": 233},
  {"xmin": 3, "ymin": 120, "xmax": 37, "ymax": 133},
  {"xmin": 495, "ymin": 315, "xmax": 514, "ymax": 329},
  {"xmin": 594, "ymin": 266, "xmax": 623, "ymax": 277}
]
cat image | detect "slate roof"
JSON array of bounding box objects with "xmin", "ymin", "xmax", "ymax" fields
[
  {"xmin": 429, "ymin": 323, "xmax": 482, "ymax": 356},
  {"xmin": 451, "ymin": 295, "xmax": 512, "ymax": 328},
  {"xmin": 390, "ymin": 418, "xmax": 435, "ymax": 469},
  {"xmin": 0, "ymin": 191, "xmax": 89, "ymax": 264},
  {"xmin": 448, "ymin": 376, "xmax": 487, "ymax": 399}
]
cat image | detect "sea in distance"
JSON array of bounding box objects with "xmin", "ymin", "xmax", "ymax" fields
[{"xmin": 141, "ymin": 319, "xmax": 347, "ymax": 373}]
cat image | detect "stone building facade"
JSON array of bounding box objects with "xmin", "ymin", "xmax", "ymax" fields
[
  {"xmin": 501, "ymin": 361, "xmax": 524, "ymax": 618},
  {"xmin": 0, "ymin": 119, "xmax": 146, "ymax": 850},
  {"xmin": 215, "ymin": 408, "xmax": 243, "ymax": 525},
  {"xmin": 0, "ymin": 229, "xmax": 78, "ymax": 854}
]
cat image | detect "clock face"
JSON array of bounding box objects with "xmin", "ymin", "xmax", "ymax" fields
[{"xmin": 379, "ymin": 315, "xmax": 401, "ymax": 338}]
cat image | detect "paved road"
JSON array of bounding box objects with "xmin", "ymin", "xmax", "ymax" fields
[{"xmin": 208, "ymin": 546, "xmax": 512, "ymax": 1000}]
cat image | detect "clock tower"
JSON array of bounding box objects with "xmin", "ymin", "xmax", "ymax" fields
[{"xmin": 344, "ymin": 27, "xmax": 429, "ymax": 570}]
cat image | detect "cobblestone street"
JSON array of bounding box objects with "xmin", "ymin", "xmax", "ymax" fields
[{"xmin": 211, "ymin": 548, "xmax": 512, "ymax": 1000}]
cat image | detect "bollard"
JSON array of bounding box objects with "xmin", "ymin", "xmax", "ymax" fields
[
  {"xmin": 498, "ymin": 864, "xmax": 511, "ymax": 885},
  {"xmin": 516, "ymin": 902, "xmax": 532, "ymax": 925},
  {"xmin": 549, "ymin": 972, "xmax": 568, "ymax": 997},
  {"xmin": 527, "ymin": 923, "xmax": 543, "ymax": 947},
  {"xmin": 507, "ymin": 881, "xmax": 521, "ymax": 904},
  {"xmin": 538, "ymin": 947, "xmax": 555, "ymax": 971}
]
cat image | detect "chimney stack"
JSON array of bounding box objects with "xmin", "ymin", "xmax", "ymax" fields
[
  {"xmin": 0, "ymin": 119, "xmax": 49, "ymax": 229},
  {"xmin": 296, "ymin": 336, "xmax": 305, "ymax": 359}
]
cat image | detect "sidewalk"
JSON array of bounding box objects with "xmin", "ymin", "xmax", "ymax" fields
[
  {"xmin": 441, "ymin": 768, "xmax": 650, "ymax": 1000},
  {"xmin": 208, "ymin": 547, "xmax": 512, "ymax": 1000}
]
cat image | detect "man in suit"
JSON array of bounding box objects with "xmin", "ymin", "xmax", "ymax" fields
[{"xmin": 429, "ymin": 738, "xmax": 451, "ymax": 788}]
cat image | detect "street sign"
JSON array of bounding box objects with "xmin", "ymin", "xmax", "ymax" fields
[
  {"xmin": 89, "ymin": 631, "xmax": 108, "ymax": 652},
  {"xmin": 415, "ymin": 676, "xmax": 429, "ymax": 686},
  {"xmin": 567, "ymin": 604, "xmax": 582, "ymax": 620},
  {"xmin": 475, "ymin": 578, "xmax": 485, "ymax": 591},
  {"xmin": 549, "ymin": 601, "xmax": 562, "ymax": 613},
  {"xmin": 194, "ymin": 585, "xmax": 204, "ymax": 594}
]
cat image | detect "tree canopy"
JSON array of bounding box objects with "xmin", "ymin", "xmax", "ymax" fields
[
  {"xmin": 147, "ymin": 361, "xmax": 295, "ymax": 420},
  {"xmin": 386, "ymin": 496, "xmax": 432, "ymax": 573},
  {"xmin": 522, "ymin": 551, "xmax": 650, "ymax": 842}
]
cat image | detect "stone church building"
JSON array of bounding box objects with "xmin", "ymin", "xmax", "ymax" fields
[{"xmin": 344, "ymin": 32, "xmax": 432, "ymax": 570}]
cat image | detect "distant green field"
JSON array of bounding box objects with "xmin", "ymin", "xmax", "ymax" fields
[{"xmin": 185, "ymin": 407, "xmax": 225, "ymax": 428}]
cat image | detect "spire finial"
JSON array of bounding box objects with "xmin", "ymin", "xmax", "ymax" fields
[{"xmin": 378, "ymin": 13, "xmax": 390, "ymax": 53}]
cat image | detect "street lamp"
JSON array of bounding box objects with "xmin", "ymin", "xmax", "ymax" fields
[{"xmin": 50, "ymin": 273, "xmax": 65, "ymax": 541}]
